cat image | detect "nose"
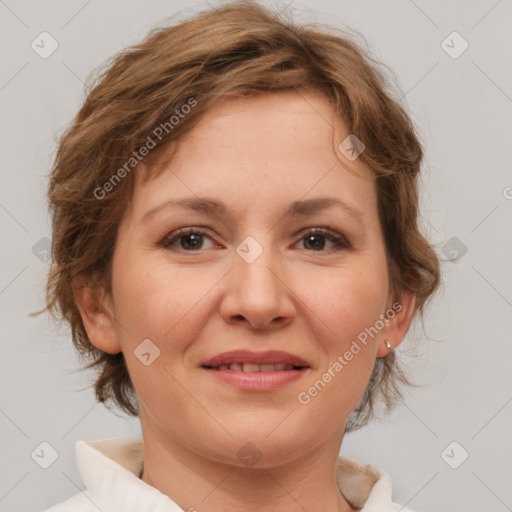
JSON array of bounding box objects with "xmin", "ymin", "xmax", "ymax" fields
[{"xmin": 219, "ymin": 245, "xmax": 296, "ymax": 331}]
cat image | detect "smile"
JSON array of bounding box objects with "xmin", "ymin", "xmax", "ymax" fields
[
  {"xmin": 203, "ymin": 362, "xmax": 305, "ymax": 372},
  {"xmin": 199, "ymin": 349, "xmax": 311, "ymax": 390}
]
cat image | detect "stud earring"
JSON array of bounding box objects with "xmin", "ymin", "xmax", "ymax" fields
[{"xmin": 385, "ymin": 338, "xmax": 392, "ymax": 350}]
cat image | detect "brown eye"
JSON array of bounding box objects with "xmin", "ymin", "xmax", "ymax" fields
[
  {"xmin": 162, "ymin": 228, "xmax": 215, "ymax": 251},
  {"xmin": 160, "ymin": 226, "xmax": 350, "ymax": 254},
  {"xmin": 297, "ymin": 228, "xmax": 350, "ymax": 252}
]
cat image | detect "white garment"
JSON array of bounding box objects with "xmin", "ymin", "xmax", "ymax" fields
[{"xmin": 41, "ymin": 438, "xmax": 415, "ymax": 511}]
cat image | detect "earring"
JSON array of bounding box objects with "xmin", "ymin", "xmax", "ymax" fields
[{"xmin": 385, "ymin": 338, "xmax": 392, "ymax": 350}]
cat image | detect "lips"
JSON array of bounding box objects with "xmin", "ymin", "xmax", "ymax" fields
[
  {"xmin": 201, "ymin": 350, "xmax": 310, "ymax": 391},
  {"xmin": 200, "ymin": 350, "xmax": 310, "ymax": 371},
  {"xmin": 208, "ymin": 362, "xmax": 298, "ymax": 372}
]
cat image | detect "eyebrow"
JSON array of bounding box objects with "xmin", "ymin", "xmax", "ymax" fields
[{"xmin": 141, "ymin": 196, "xmax": 365, "ymax": 225}]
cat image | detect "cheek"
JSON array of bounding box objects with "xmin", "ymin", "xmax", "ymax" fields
[
  {"xmin": 293, "ymin": 267, "xmax": 386, "ymax": 429},
  {"xmin": 111, "ymin": 251, "xmax": 213, "ymax": 351},
  {"xmin": 110, "ymin": 255, "xmax": 200, "ymax": 407},
  {"xmin": 299, "ymin": 262, "xmax": 386, "ymax": 392},
  {"xmin": 306, "ymin": 262, "xmax": 388, "ymax": 344}
]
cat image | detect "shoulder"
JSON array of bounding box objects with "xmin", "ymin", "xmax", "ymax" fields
[
  {"xmin": 40, "ymin": 492, "xmax": 95, "ymax": 512},
  {"xmin": 336, "ymin": 455, "xmax": 418, "ymax": 512},
  {"xmin": 386, "ymin": 504, "xmax": 417, "ymax": 512}
]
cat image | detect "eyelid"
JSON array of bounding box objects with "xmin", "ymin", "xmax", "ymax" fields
[
  {"xmin": 160, "ymin": 225, "xmax": 351, "ymax": 253},
  {"xmin": 295, "ymin": 226, "xmax": 351, "ymax": 249},
  {"xmin": 295, "ymin": 228, "xmax": 352, "ymax": 254},
  {"xmin": 160, "ymin": 227, "xmax": 217, "ymax": 249}
]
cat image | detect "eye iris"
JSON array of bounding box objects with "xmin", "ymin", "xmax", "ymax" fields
[
  {"xmin": 181, "ymin": 233, "xmax": 202, "ymax": 250},
  {"xmin": 304, "ymin": 234, "xmax": 325, "ymax": 250}
]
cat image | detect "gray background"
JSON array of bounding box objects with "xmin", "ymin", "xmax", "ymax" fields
[{"xmin": 1, "ymin": 1, "xmax": 511, "ymax": 511}]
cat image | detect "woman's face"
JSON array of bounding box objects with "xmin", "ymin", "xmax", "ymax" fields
[{"xmin": 85, "ymin": 89, "xmax": 412, "ymax": 466}]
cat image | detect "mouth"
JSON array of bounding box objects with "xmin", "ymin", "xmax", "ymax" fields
[
  {"xmin": 200, "ymin": 349, "xmax": 311, "ymax": 370},
  {"xmin": 200, "ymin": 350, "xmax": 311, "ymax": 390},
  {"xmin": 202, "ymin": 362, "xmax": 307, "ymax": 372}
]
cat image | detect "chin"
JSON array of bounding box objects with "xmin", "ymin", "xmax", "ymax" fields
[{"xmin": 202, "ymin": 423, "xmax": 314, "ymax": 468}]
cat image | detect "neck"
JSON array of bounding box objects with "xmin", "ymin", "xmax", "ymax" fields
[{"xmin": 138, "ymin": 417, "xmax": 357, "ymax": 512}]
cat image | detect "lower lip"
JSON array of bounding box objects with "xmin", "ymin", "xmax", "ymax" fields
[{"xmin": 202, "ymin": 368, "xmax": 309, "ymax": 390}]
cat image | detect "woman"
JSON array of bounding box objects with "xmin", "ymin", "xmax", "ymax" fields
[{"xmin": 39, "ymin": 1, "xmax": 440, "ymax": 510}]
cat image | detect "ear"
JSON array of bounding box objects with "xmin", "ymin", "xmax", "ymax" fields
[
  {"xmin": 72, "ymin": 273, "xmax": 122, "ymax": 354},
  {"xmin": 376, "ymin": 291, "xmax": 416, "ymax": 358}
]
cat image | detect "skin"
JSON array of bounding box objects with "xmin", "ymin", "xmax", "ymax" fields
[{"xmin": 75, "ymin": 89, "xmax": 415, "ymax": 512}]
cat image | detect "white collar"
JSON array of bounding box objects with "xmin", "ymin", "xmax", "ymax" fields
[{"xmin": 75, "ymin": 437, "xmax": 399, "ymax": 511}]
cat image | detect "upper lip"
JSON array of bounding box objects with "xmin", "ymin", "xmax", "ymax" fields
[{"xmin": 200, "ymin": 350, "xmax": 311, "ymax": 368}]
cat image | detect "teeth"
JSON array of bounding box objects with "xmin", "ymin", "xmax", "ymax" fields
[
  {"xmin": 212, "ymin": 362, "xmax": 302, "ymax": 372},
  {"xmin": 243, "ymin": 363, "xmax": 260, "ymax": 373}
]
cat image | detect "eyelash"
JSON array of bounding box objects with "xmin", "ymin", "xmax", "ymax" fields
[{"xmin": 160, "ymin": 227, "xmax": 351, "ymax": 253}]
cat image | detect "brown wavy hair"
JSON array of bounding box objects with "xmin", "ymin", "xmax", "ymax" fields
[{"xmin": 33, "ymin": 0, "xmax": 441, "ymax": 431}]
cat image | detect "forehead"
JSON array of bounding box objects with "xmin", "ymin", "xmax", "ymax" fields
[{"xmin": 128, "ymin": 89, "xmax": 377, "ymax": 224}]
